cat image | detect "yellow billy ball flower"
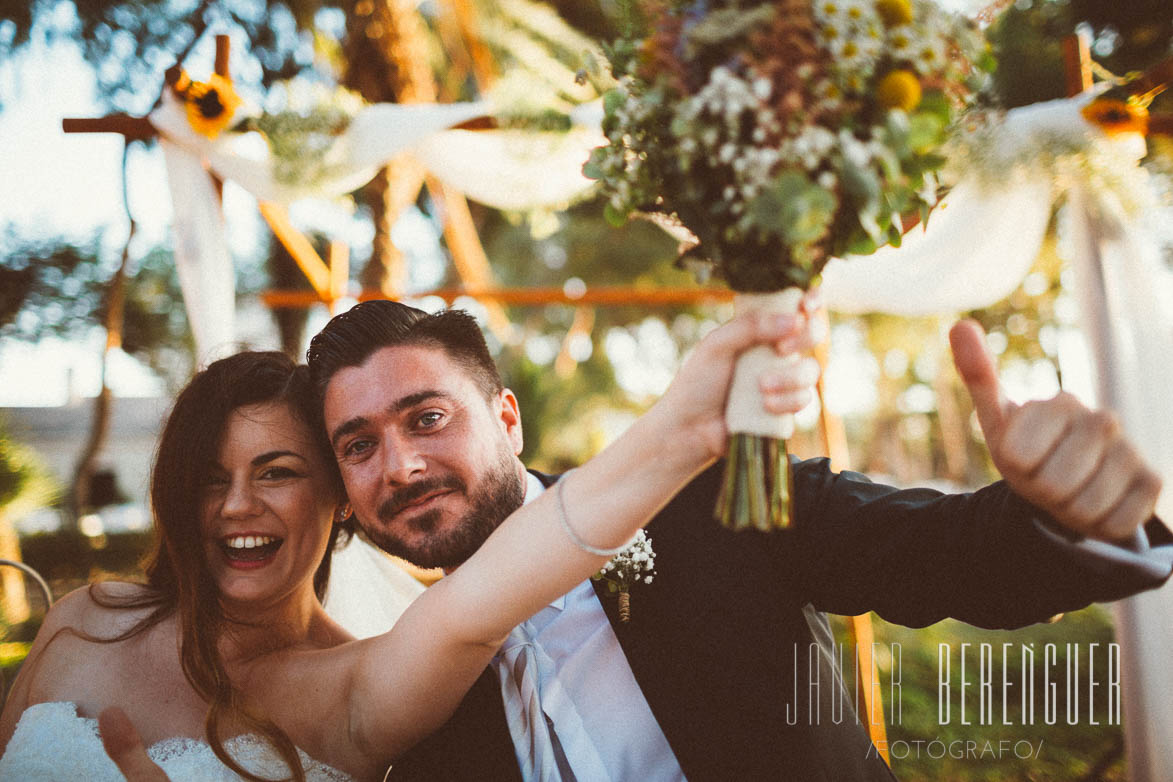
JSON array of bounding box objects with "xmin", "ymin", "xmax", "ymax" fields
[
  {"xmin": 876, "ymin": 69, "xmax": 922, "ymax": 112},
  {"xmin": 1081, "ymin": 98, "xmax": 1149, "ymax": 137},
  {"xmin": 183, "ymin": 73, "xmax": 242, "ymax": 140},
  {"xmin": 876, "ymin": 0, "xmax": 914, "ymax": 27}
]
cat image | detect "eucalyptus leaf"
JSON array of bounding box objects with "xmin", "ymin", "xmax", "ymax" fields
[
  {"xmin": 840, "ymin": 158, "xmax": 882, "ymax": 205},
  {"xmin": 603, "ymin": 87, "xmax": 626, "ymax": 117},
  {"xmin": 917, "ymin": 90, "xmax": 952, "ymax": 125},
  {"xmin": 845, "ymin": 230, "xmax": 879, "ymax": 256},
  {"xmin": 604, "ymin": 201, "xmax": 629, "ymax": 227},
  {"xmin": 748, "ymin": 171, "xmax": 836, "ymax": 247},
  {"xmin": 582, "ymin": 148, "xmax": 606, "ymax": 180},
  {"xmin": 907, "ymin": 112, "xmax": 945, "ymax": 153}
]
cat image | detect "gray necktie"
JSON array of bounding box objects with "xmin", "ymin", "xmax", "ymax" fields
[{"xmin": 494, "ymin": 621, "xmax": 576, "ymax": 782}]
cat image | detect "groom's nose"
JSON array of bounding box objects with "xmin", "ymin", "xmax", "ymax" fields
[{"xmin": 380, "ymin": 439, "xmax": 428, "ymax": 485}]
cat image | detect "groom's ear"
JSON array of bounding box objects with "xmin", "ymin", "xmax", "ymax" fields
[{"xmin": 496, "ymin": 388, "xmax": 524, "ymax": 456}]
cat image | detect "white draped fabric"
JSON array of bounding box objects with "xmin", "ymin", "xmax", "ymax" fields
[
  {"xmin": 157, "ymin": 139, "xmax": 236, "ymax": 362},
  {"xmin": 415, "ymin": 126, "xmax": 604, "ymax": 211},
  {"xmin": 821, "ymin": 93, "xmax": 1173, "ymax": 781},
  {"xmin": 149, "ymin": 96, "xmax": 494, "ymax": 203},
  {"xmin": 148, "ymin": 93, "xmax": 601, "ymax": 359},
  {"xmin": 1063, "ymin": 185, "xmax": 1173, "ymax": 782},
  {"xmin": 818, "ymin": 176, "xmax": 1055, "ymax": 315},
  {"xmin": 321, "ymin": 535, "xmax": 425, "ymax": 639}
]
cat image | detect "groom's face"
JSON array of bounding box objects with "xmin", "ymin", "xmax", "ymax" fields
[{"xmin": 323, "ymin": 343, "xmax": 527, "ymax": 569}]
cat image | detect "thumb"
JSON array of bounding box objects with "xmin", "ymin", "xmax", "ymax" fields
[
  {"xmin": 99, "ymin": 708, "xmax": 171, "ymax": 782},
  {"xmin": 698, "ymin": 310, "xmax": 799, "ymax": 363},
  {"xmin": 950, "ymin": 319, "xmax": 1011, "ymax": 446}
]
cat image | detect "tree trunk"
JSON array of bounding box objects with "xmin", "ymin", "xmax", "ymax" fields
[
  {"xmin": 72, "ymin": 161, "xmax": 134, "ymax": 526},
  {"xmin": 343, "ymin": 0, "xmax": 435, "ymax": 294},
  {"xmin": 0, "ymin": 513, "xmax": 29, "ymax": 624}
]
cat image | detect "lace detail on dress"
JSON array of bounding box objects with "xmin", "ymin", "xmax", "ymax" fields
[{"xmin": 0, "ymin": 701, "xmax": 355, "ymax": 781}]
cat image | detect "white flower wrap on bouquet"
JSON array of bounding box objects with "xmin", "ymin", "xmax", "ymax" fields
[{"xmin": 724, "ymin": 289, "xmax": 804, "ymax": 439}]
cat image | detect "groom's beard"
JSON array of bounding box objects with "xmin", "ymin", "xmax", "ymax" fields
[{"xmin": 363, "ymin": 451, "xmax": 526, "ymax": 569}]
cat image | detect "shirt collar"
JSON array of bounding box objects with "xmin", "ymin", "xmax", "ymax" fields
[{"xmin": 523, "ymin": 471, "xmax": 569, "ymax": 614}]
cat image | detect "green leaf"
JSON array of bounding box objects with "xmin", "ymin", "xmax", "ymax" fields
[
  {"xmin": 603, "ymin": 88, "xmax": 626, "ymax": 117},
  {"xmin": 582, "ymin": 148, "xmax": 607, "ymax": 180},
  {"xmin": 888, "ymin": 216, "xmax": 905, "ymax": 247},
  {"xmin": 840, "ymin": 158, "xmax": 882, "ymax": 207},
  {"xmin": 907, "ymin": 112, "xmax": 945, "ymax": 153},
  {"xmin": 747, "ymin": 171, "xmax": 836, "ymax": 247},
  {"xmin": 604, "ymin": 201, "xmax": 629, "ymax": 227},
  {"xmin": 917, "ymin": 90, "xmax": 952, "ymax": 125},
  {"xmin": 884, "ymin": 110, "xmax": 911, "ymax": 158},
  {"xmin": 844, "ymin": 230, "xmax": 879, "ymax": 257}
]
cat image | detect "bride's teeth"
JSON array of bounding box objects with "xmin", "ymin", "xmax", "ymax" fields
[{"xmin": 224, "ymin": 535, "xmax": 277, "ymax": 549}]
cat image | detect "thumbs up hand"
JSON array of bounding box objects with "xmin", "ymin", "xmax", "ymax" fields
[
  {"xmin": 99, "ymin": 708, "xmax": 172, "ymax": 782},
  {"xmin": 949, "ymin": 320, "xmax": 1162, "ymax": 544}
]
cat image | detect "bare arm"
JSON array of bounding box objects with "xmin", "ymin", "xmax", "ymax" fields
[{"xmin": 341, "ymin": 304, "xmax": 824, "ymax": 769}]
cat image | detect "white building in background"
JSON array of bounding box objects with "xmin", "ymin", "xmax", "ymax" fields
[{"xmin": 2, "ymin": 397, "xmax": 171, "ymax": 534}]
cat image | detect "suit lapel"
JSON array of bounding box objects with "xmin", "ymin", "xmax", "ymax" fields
[{"xmin": 588, "ymin": 544, "xmax": 714, "ymax": 781}]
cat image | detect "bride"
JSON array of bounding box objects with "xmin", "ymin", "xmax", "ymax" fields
[{"xmin": 0, "ymin": 311, "xmax": 814, "ymax": 781}]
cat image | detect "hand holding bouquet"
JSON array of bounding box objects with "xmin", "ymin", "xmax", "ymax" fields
[{"xmin": 587, "ymin": 0, "xmax": 991, "ymax": 530}]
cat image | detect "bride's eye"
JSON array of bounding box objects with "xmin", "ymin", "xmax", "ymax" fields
[{"xmin": 259, "ymin": 466, "xmax": 299, "ymax": 480}]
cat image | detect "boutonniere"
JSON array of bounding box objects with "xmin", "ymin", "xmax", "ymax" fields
[{"xmin": 592, "ymin": 529, "xmax": 656, "ymax": 622}]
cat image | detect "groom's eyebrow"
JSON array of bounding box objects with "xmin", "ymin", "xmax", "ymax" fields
[
  {"xmin": 391, "ymin": 390, "xmax": 450, "ymax": 413},
  {"xmin": 330, "ymin": 390, "xmax": 453, "ymax": 449},
  {"xmin": 330, "ymin": 416, "xmax": 369, "ymax": 450}
]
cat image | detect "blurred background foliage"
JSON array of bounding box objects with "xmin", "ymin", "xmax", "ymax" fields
[{"xmin": 1, "ymin": 0, "xmax": 1170, "ymax": 777}]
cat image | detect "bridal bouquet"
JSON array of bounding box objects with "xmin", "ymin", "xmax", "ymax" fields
[{"xmin": 586, "ymin": 0, "xmax": 991, "ymax": 531}]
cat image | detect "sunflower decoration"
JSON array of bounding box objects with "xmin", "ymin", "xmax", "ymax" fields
[{"xmin": 171, "ymin": 69, "xmax": 243, "ymax": 140}]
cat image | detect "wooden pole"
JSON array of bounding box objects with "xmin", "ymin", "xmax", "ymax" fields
[
  {"xmin": 61, "ymin": 115, "xmax": 155, "ymax": 140},
  {"xmin": 554, "ymin": 306, "xmax": 596, "ymax": 378},
  {"xmin": 427, "ymin": 177, "xmax": 516, "ymax": 340},
  {"xmin": 328, "ymin": 241, "xmax": 351, "ymax": 315},
  {"xmin": 813, "ymin": 332, "xmax": 889, "ymax": 762},
  {"xmin": 260, "ymin": 284, "xmax": 738, "ymax": 309},
  {"xmin": 214, "ymin": 34, "xmax": 231, "ymax": 78},
  {"xmin": 258, "ymin": 202, "xmax": 332, "ymax": 296},
  {"xmin": 1061, "ymin": 32, "xmax": 1094, "ymax": 97}
]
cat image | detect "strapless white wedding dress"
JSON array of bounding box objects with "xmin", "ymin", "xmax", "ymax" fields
[{"xmin": 0, "ymin": 702, "xmax": 355, "ymax": 781}]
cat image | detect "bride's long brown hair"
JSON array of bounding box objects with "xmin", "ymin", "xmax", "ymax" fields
[{"xmin": 94, "ymin": 351, "xmax": 350, "ymax": 782}]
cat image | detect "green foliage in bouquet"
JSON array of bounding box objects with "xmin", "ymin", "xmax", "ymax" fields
[{"xmin": 585, "ymin": 0, "xmax": 995, "ymax": 292}]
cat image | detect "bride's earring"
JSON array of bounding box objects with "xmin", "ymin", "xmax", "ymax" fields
[{"xmin": 334, "ymin": 503, "xmax": 352, "ymax": 524}]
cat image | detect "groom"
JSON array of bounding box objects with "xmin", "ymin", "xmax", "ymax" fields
[
  {"xmin": 306, "ymin": 300, "xmax": 1169, "ymax": 781},
  {"xmin": 109, "ymin": 299, "xmax": 1171, "ymax": 781}
]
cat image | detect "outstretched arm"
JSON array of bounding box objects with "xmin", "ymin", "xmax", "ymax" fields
[
  {"xmin": 778, "ymin": 319, "xmax": 1167, "ymax": 628},
  {"xmin": 340, "ymin": 304, "xmax": 822, "ymax": 770},
  {"xmin": 950, "ymin": 319, "xmax": 1162, "ymax": 543}
]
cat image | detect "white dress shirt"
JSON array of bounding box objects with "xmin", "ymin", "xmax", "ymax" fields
[{"xmin": 498, "ymin": 473, "xmax": 686, "ymax": 782}]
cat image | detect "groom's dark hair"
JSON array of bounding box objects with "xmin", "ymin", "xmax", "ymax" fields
[{"xmin": 307, "ymin": 299, "xmax": 503, "ymax": 400}]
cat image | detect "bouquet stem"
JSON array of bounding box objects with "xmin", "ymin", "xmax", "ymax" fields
[
  {"xmin": 715, "ymin": 288, "xmax": 804, "ymax": 532},
  {"xmin": 716, "ymin": 433, "xmax": 793, "ymax": 531}
]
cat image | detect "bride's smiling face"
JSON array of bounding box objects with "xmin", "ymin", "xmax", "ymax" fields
[{"xmin": 200, "ymin": 402, "xmax": 339, "ymax": 607}]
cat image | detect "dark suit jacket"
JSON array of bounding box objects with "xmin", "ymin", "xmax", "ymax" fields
[{"xmin": 389, "ymin": 458, "xmax": 1173, "ymax": 782}]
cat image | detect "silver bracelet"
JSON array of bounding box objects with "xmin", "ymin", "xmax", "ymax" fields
[{"xmin": 555, "ymin": 469, "xmax": 634, "ymax": 557}]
